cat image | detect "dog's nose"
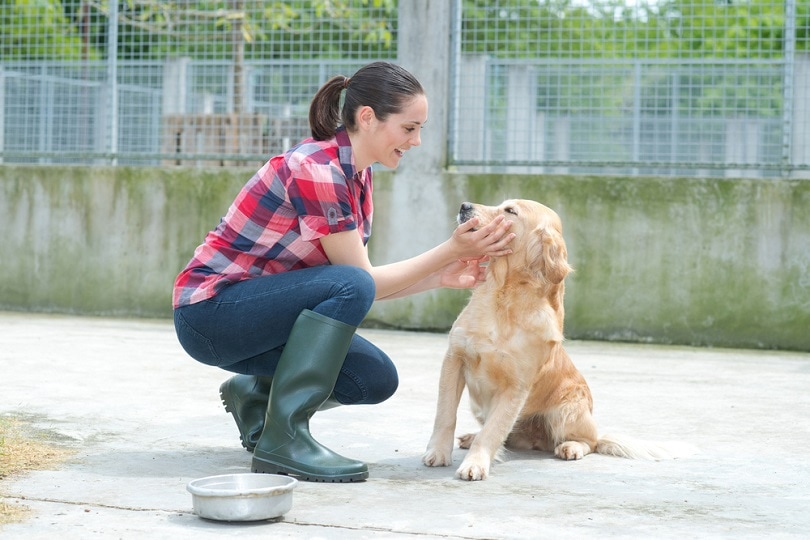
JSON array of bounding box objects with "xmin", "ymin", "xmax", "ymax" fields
[{"xmin": 458, "ymin": 202, "xmax": 475, "ymax": 226}]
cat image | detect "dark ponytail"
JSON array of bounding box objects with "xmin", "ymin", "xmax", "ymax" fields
[{"xmin": 308, "ymin": 61, "xmax": 425, "ymax": 141}]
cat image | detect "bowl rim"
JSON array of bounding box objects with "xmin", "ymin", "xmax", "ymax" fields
[{"xmin": 187, "ymin": 473, "xmax": 298, "ymax": 497}]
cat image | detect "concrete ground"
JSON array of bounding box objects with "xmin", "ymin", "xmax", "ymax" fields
[{"xmin": 0, "ymin": 311, "xmax": 808, "ymax": 539}]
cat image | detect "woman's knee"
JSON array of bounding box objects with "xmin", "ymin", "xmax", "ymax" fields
[
  {"xmin": 362, "ymin": 360, "xmax": 399, "ymax": 404},
  {"xmin": 340, "ymin": 265, "xmax": 375, "ymax": 309},
  {"xmin": 334, "ymin": 340, "xmax": 398, "ymax": 405},
  {"xmin": 336, "ymin": 367, "xmax": 398, "ymax": 405},
  {"xmin": 174, "ymin": 307, "xmax": 221, "ymax": 366},
  {"xmin": 320, "ymin": 266, "xmax": 375, "ymax": 325}
]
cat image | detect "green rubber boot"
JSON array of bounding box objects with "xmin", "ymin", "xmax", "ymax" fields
[
  {"xmin": 220, "ymin": 376, "xmax": 342, "ymax": 453},
  {"xmin": 219, "ymin": 374, "xmax": 272, "ymax": 452},
  {"xmin": 251, "ymin": 310, "xmax": 368, "ymax": 482}
]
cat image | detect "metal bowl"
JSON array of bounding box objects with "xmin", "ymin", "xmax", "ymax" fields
[{"xmin": 187, "ymin": 473, "xmax": 298, "ymax": 521}]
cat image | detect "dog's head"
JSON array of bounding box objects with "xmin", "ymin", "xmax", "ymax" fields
[{"xmin": 458, "ymin": 199, "xmax": 572, "ymax": 287}]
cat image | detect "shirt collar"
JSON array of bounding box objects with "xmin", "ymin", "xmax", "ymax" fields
[{"xmin": 335, "ymin": 126, "xmax": 362, "ymax": 180}]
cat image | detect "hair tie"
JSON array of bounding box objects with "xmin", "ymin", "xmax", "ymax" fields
[{"xmin": 343, "ymin": 77, "xmax": 350, "ymax": 90}]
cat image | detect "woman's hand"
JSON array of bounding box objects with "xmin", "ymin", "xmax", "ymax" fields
[
  {"xmin": 450, "ymin": 215, "xmax": 514, "ymax": 259},
  {"xmin": 438, "ymin": 256, "xmax": 490, "ymax": 289}
]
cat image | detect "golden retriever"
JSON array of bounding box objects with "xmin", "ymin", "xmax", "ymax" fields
[{"xmin": 422, "ymin": 199, "xmax": 696, "ymax": 481}]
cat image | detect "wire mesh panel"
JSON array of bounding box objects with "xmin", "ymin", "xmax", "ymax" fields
[
  {"xmin": 452, "ymin": 0, "xmax": 809, "ymax": 177},
  {"xmin": 0, "ymin": 0, "xmax": 397, "ymax": 166},
  {"xmin": 1, "ymin": 1, "xmax": 808, "ymax": 177}
]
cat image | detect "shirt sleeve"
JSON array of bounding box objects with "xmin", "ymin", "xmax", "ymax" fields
[{"xmin": 290, "ymin": 160, "xmax": 358, "ymax": 242}]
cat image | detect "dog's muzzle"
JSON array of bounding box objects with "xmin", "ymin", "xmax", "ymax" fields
[{"xmin": 458, "ymin": 202, "xmax": 475, "ymax": 225}]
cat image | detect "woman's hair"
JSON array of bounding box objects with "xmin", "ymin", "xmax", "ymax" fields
[{"xmin": 308, "ymin": 61, "xmax": 424, "ymax": 141}]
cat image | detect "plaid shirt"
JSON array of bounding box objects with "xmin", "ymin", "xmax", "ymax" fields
[{"xmin": 173, "ymin": 127, "xmax": 372, "ymax": 308}]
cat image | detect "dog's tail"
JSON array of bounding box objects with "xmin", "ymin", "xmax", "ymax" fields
[{"xmin": 596, "ymin": 433, "xmax": 699, "ymax": 460}]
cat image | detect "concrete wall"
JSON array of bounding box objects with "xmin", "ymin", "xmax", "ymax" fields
[
  {"xmin": 369, "ymin": 173, "xmax": 810, "ymax": 352},
  {"xmin": 0, "ymin": 166, "xmax": 248, "ymax": 317},
  {"xmin": 2, "ymin": 165, "xmax": 809, "ymax": 351}
]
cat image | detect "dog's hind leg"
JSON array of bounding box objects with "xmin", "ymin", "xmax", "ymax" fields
[
  {"xmin": 548, "ymin": 404, "xmax": 598, "ymax": 460},
  {"xmin": 457, "ymin": 432, "xmax": 476, "ymax": 449}
]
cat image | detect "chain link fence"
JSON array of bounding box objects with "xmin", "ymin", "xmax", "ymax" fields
[
  {"xmin": 0, "ymin": 1, "xmax": 395, "ymax": 166},
  {"xmin": 1, "ymin": 0, "xmax": 808, "ymax": 177},
  {"xmin": 451, "ymin": 0, "xmax": 809, "ymax": 177}
]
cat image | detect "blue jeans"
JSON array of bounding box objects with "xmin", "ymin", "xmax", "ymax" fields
[{"xmin": 174, "ymin": 265, "xmax": 398, "ymax": 405}]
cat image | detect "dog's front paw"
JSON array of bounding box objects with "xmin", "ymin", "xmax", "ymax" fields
[
  {"xmin": 554, "ymin": 441, "xmax": 588, "ymax": 460},
  {"xmin": 422, "ymin": 447, "xmax": 453, "ymax": 467},
  {"xmin": 456, "ymin": 456, "xmax": 490, "ymax": 481}
]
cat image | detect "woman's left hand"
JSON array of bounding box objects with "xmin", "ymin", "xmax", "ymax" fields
[
  {"xmin": 439, "ymin": 256, "xmax": 489, "ymax": 289},
  {"xmin": 450, "ymin": 215, "xmax": 514, "ymax": 259}
]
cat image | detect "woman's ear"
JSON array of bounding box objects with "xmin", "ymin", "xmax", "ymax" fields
[{"xmin": 356, "ymin": 105, "xmax": 377, "ymax": 130}]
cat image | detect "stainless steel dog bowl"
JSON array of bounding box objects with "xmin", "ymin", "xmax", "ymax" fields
[{"xmin": 187, "ymin": 473, "xmax": 298, "ymax": 521}]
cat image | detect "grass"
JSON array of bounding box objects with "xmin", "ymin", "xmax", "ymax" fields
[{"xmin": 0, "ymin": 415, "xmax": 73, "ymax": 526}]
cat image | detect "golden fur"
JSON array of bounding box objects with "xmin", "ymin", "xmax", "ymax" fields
[{"xmin": 422, "ymin": 199, "xmax": 695, "ymax": 481}]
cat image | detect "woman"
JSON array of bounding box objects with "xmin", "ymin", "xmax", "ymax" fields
[{"xmin": 173, "ymin": 61, "xmax": 514, "ymax": 483}]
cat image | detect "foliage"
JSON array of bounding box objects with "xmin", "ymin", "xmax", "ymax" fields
[
  {"xmin": 0, "ymin": 0, "xmax": 89, "ymax": 61},
  {"xmin": 2, "ymin": 1, "xmax": 803, "ymax": 62},
  {"xmin": 255, "ymin": 0, "xmax": 397, "ymax": 59},
  {"xmin": 0, "ymin": 1, "xmax": 803, "ymax": 121},
  {"xmin": 460, "ymin": 0, "xmax": 804, "ymax": 59},
  {"xmin": 0, "ymin": 0, "xmax": 398, "ymax": 61}
]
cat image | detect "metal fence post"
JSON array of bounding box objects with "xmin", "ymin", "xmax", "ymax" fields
[
  {"xmin": 793, "ymin": 54, "xmax": 810, "ymax": 177},
  {"xmin": 0, "ymin": 64, "xmax": 4, "ymax": 164},
  {"xmin": 782, "ymin": 0, "xmax": 796, "ymax": 176},
  {"xmin": 106, "ymin": 0, "xmax": 119, "ymax": 165},
  {"xmin": 632, "ymin": 61, "xmax": 642, "ymax": 175}
]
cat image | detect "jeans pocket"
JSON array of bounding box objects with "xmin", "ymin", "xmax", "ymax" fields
[{"xmin": 174, "ymin": 309, "xmax": 222, "ymax": 366}]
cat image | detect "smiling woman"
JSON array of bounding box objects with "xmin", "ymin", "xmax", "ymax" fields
[{"xmin": 172, "ymin": 61, "xmax": 516, "ymax": 484}]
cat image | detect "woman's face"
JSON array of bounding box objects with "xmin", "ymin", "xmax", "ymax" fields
[{"xmin": 366, "ymin": 94, "xmax": 428, "ymax": 169}]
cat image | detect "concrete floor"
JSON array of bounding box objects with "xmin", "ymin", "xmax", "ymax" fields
[{"xmin": 1, "ymin": 312, "xmax": 808, "ymax": 539}]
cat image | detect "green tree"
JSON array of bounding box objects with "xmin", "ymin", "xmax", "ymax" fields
[
  {"xmin": 0, "ymin": 0, "xmax": 89, "ymax": 60},
  {"xmin": 460, "ymin": 0, "xmax": 797, "ymax": 59},
  {"xmin": 60, "ymin": 0, "xmax": 398, "ymax": 61},
  {"xmin": 47, "ymin": 1, "xmax": 397, "ymax": 112},
  {"xmin": 655, "ymin": 0, "xmax": 786, "ymax": 58}
]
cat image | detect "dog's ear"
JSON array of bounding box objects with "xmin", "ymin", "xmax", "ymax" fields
[{"xmin": 528, "ymin": 226, "xmax": 572, "ymax": 284}]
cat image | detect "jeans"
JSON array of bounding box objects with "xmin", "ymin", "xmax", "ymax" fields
[{"xmin": 174, "ymin": 265, "xmax": 398, "ymax": 405}]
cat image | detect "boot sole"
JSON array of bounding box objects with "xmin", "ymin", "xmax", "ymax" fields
[
  {"xmin": 219, "ymin": 384, "xmax": 255, "ymax": 453},
  {"xmin": 252, "ymin": 457, "xmax": 368, "ymax": 483}
]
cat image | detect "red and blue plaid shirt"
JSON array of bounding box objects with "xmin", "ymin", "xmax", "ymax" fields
[{"xmin": 173, "ymin": 127, "xmax": 372, "ymax": 308}]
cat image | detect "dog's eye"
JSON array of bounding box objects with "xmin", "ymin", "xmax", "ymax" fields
[{"xmin": 504, "ymin": 207, "xmax": 518, "ymax": 215}]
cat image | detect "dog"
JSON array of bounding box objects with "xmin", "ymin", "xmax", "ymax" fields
[{"xmin": 422, "ymin": 199, "xmax": 696, "ymax": 481}]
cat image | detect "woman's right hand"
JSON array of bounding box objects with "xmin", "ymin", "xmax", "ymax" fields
[{"xmin": 450, "ymin": 215, "xmax": 514, "ymax": 259}]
